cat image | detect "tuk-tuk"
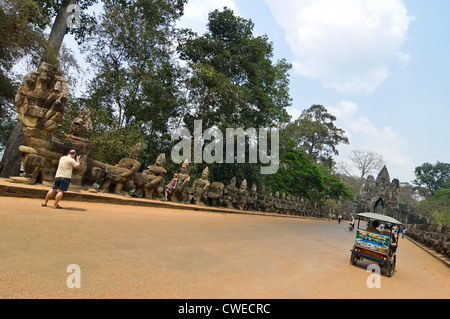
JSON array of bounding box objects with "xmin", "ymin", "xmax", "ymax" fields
[{"xmin": 350, "ymin": 212, "xmax": 402, "ymax": 277}]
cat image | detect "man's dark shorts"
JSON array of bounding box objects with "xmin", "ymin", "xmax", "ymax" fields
[{"xmin": 52, "ymin": 177, "xmax": 71, "ymax": 192}]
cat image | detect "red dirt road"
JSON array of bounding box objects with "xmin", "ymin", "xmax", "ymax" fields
[{"xmin": 0, "ymin": 197, "xmax": 449, "ymax": 299}]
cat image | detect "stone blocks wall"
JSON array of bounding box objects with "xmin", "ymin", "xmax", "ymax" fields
[{"xmin": 406, "ymin": 223, "xmax": 450, "ymax": 260}]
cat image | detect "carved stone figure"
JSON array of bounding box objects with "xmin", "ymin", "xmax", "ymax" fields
[
  {"xmin": 235, "ymin": 179, "xmax": 249, "ymax": 210},
  {"xmin": 11, "ymin": 62, "xmax": 94, "ymax": 188},
  {"xmin": 189, "ymin": 167, "xmax": 210, "ymax": 206},
  {"xmin": 171, "ymin": 160, "xmax": 191, "ymax": 203},
  {"xmin": 265, "ymin": 188, "xmax": 276, "ymax": 213},
  {"xmin": 285, "ymin": 194, "xmax": 293, "ymax": 215},
  {"xmin": 133, "ymin": 153, "xmax": 167, "ymax": 199},
  {"xmin": 257, "ymin": 185, "xmax": 267, "ymax": 212},
  {"xmin": 206, "ymin": 182, "xmax": 225, "ymax": 206},
  {"xmin": 347, "ymin": 165, "xmax": 426, "ymax": 224},
  {"xmin": 245, "ymin": 183, "xmax": 258, "ymax": 211},
  {"xmin": 274, "ymin": 191, "xmax": 281, "ymax": 214},
  {"xmin": 99, "ymin": 143, "xmax": 141, "ymax": 195},
  {"xmin": 223, "ymin": 177, "xmax": 238, "ymax": 209},
  {"xmin": 280, "ymin": 193, "xmax": 287, "ymax": 214}
]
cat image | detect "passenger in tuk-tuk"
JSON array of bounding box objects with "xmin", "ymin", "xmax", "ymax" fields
[
  {"xmin": 367, "ymin": 220, "xmax": 380, "ymax": 233},
  {"xmin": 383, "ymin": 223, "xmax": 398, "ymax": 252}
]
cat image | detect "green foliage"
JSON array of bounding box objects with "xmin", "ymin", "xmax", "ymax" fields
[
  {"xmin": 417, "ymin": 189, "xmax": 450, "ymax": 226},
  {"xmin": 413, "ymin": 161, "xmax": 450, "ymax": 196},
  {"xmin": 266, "ymin": 148, "xmax": 325, "ymax": 203},
  {"xmin": 266, "ymin": 133, "xmax": 353, "ymax": 205},
  {"xmin": 177, "ymin": 7, "xmax": 292, "ymax": 131},
  {"xmin": 82, "ymin": 0, "xmax": 187, "ymax": 167},
  {"xmin": 285, "ymin": 104, "xmax": 349, "ymax": 168},
  {"xmin": 2, "ymin": 1, "xmax": 357, "ymax": 211},
  {"xmin": 33, "ymin": 0, "xmax": 98, "ymax": 43},
  {"xmin": 0, "ymin": 0, "xmax": 47, "ymax": 122}
]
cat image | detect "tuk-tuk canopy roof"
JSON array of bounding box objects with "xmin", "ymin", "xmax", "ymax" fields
[{"xmin": 357, "ymin": 212, "xmax": 403, "ymax": 225}]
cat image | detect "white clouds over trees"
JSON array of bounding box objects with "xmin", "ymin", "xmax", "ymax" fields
[{"xmin": 265, "ymin": 0, "xmax": 413, "ymax": 93}]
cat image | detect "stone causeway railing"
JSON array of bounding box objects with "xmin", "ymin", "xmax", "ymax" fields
[{"xmin": 405, "ymin": 223, "xmax": 450, "ymax": 261}]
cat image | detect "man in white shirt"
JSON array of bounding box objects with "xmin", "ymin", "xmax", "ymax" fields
[{"xmin": 42, "ymin": 150, "xmax": 81, "ymax": 209}]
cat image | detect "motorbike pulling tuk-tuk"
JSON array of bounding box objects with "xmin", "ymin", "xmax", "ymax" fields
[{"xmin": 350, "ymin": 212, "xmax": 402, "ymax": 277}]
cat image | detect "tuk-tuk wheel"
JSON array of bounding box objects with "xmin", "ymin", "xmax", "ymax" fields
[
  {"xmin": 350, "ymin": 252, "xmax": 357, "ymax": 265},
  {"xmin": 386, "ymin": 264, "xmax": 393, "ymax": 277},
  {"xmin": 385, "ymin": 256, "xmax": 396, "ymax": 277}
]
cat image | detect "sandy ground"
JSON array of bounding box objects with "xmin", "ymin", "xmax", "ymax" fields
[{"xmin": 0, "ymin": 196, "xmax": 449, "ymax": 299}]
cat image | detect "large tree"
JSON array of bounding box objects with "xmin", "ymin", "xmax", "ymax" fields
[
  {"xmin": 285, "ymin": 104, "xmax": 349, "ymax": 168},
  {"xmin": 336, "ymin": 149, "xmax": 385, "ymax": 193},
  {"xmin": 413, "ymin": 161, "xmax": 450, "ymax": 197},
  {"xmin": 0, "ymin": 0, "xmax": 97, "ymax": 178},
  {"xmin": 177, "ymin": 7, "xmax": 292, "ymax": 131},
  {"xmin": 417, "ymin": 188, "xmax": 450, "ymax": 226},
  {"xmin": 266, "ymin": 133, "xmax": 353, "ymax": 205},
  {"xmin": 176, "ymin": 7, "xmax": 292, "ymax": 183},
  {"xmin": 80, "ymin": 0, "xmax": 187, "ymax": 168},
  {"xmin": 349, "ymin": 149, "xmax": 385, "ymax": 181}
]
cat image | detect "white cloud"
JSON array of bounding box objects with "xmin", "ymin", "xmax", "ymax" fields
[
  {"xmin": 287, "ymin": 107, "xmax": 302, "ymax": 121},
  {"xmin": 265, "ymin": 0, "xmax": 412, "ymax": 93},
  {"xmin": 178, "ymin": 0, "xmax": 239, "ymax": 34},
  {"xmin": 329, "ymin": 100, "xmax": 416, "ymax": 182}
]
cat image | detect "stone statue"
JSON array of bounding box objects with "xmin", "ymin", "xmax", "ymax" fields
[
  {"xmin": 245, "ymin": 182, "xmax": 258, "ymax": 211},
  {"xmin": 223, "ymin": 177, "xmax": 238, "ymax": 209},
  {"xmin": 264, "ymin": 188, "xmax": 275, "ymax": 213},
  {"xmin": 257, "ymin": 185, "xmax": 267, "ymax": 212},
  {"xmin": 189, "ymin": 167, "xmax": 210, "ymax": 206},
  {"xmin": 133, "ymin": 153, "xmax": 167, "ymax": 199},
  {"xmin": 235, "ymin": 179, "xmax": 249, "ymax": 210},
  {"xmin": 274, "ymin": 191, "xmax": 281, "ymax": 214},
  {"xmin": 285, "ymin": 194, "xmax": 293, "ymax": 215},
  {"xmin": 11, "ymin": 62, "xmax": 93, "ymax": 188},
  {"xmin": 171, "ymin": 159, "xmax": 191, "ymax": 203},
  {"xmin": 280, "ymin": 193, "xmax": 287, "ymax": 214},
  {"xmin": 206, "ymin": 182, "xmax": 225, "ymax": 207},
  {"xmin": 99, "ymin": 143, "xmax": 141, "ymax": 195}
]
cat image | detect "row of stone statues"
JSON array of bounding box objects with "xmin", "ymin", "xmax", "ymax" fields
[
  {"xmin": 86, "ymin": 142, "xmax": 310, "ymax": 215},
  {"xmin": 11, "ymin": 62, "xmax": 315, "ymax": 216}
]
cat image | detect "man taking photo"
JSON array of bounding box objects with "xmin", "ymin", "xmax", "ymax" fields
[{"xmin": 42, "ymin": 150, "xmax": 81, "ymax": 209}]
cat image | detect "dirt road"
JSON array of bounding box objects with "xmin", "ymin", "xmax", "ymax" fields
[{"xmin": 0, "ymin": 197, "xmax": 449, "ymax": 299}]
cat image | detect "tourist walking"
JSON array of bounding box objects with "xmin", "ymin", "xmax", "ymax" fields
[
  {"xmin": 402, "ymin": 227, "xmax": 407, "ymax": 239},
  {"xmin": 42, "ymin": 150, "xmax": 81, "ymax": 209},
  {"xmin": 338, "ymin": 214, "xmax": 342, "ymax": 224}
]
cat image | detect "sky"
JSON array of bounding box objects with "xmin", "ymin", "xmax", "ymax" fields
[{"xmin": 63, "ymin": 0, "xmax": 449, "ymax": 184}]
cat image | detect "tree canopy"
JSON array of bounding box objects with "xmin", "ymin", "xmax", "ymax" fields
[
  {"xmin": 417, "ymin": 188, "xmax": 450, "ymax": 226},
  {"xmin": 285, "ymin": 104, "xmax": 349, "ymax": 168},
  {"xmin": 413, "ymin": 161, "xmax": 450, "ymax": 197},
  {"xmin": 177, "ymin": 7, "xmax": 292, "ymax": 131},
  {"xmin": 266, "ymin": 133, "xmax": 354, "ymax": 205}
]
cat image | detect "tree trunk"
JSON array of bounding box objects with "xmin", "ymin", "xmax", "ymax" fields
[
  {"xmin": 42, "ymin": 0, "xmax": 77, "ymax": 65},
  {"xmin": 1, "ymin": 1, "xmax": 75, "ymax": 177},
  {"xmin": 0, "ymin": 122, "xmax": 24, "ymax": 178}
]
